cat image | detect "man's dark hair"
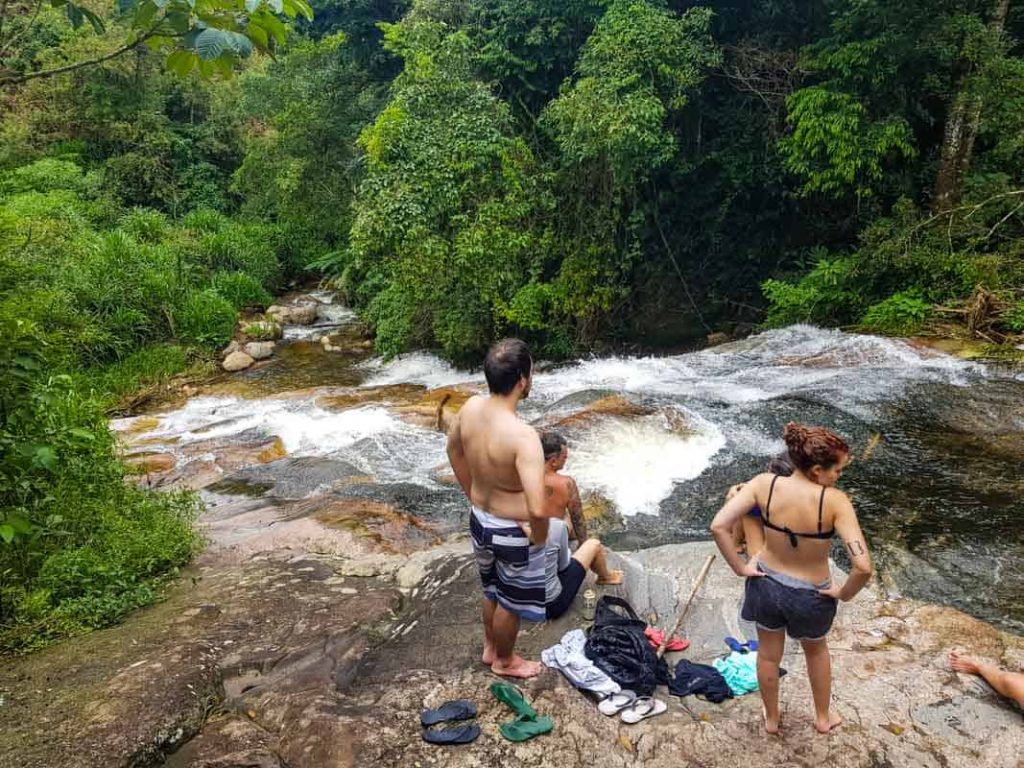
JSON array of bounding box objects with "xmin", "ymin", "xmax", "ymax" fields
[
  {"xmin": 541, "ymin": 431, "xmax": 567, "ymax": 460},
  {"xmin": 484, "ymin": 338, "xmax": 532, "ymax": 395}
]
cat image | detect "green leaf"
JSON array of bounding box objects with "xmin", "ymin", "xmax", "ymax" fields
[
  {"xmin": 192, "ymin": 28, "xmax": 229, "ymax": 60},
  {"xmin": 246, "ymin": 21, "xmax": 268, "ymax": 50},
  {"xmin": 0, "ymin": 525, "xmax": 14, "ymax": 544},
  {"xmin": 79, "ymin": 5, "xmax": 106, "ymax": 33},
  {"xmin": 133, "ymin": 0, "xmax": 159, "ymax": 30},
  {"xmin": 7, "ymin": 515, "xmax": 33, "ymax": 534},
  {"xmin": 33, "ymin": 445, "xmax": 57, "ymax": 471},
  {"xmin": 167, "ymin": 49, "xmax": 197, "ymax": 76},
  {"xmin": 65, "ymin": 3, "xmax": 83, "ymax": 28},
  {"xmin": 68, "ymin": 428, "xmax": 96, "ymax": 441},
  {"xmin": 224, "ymin": 31, "xmax": 253, "ymax": 57}
]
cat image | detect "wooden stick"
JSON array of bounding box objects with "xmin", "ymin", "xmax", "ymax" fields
[{"xmin": 657, "ymin": 553, "xmax": 716, "ymax": 659}]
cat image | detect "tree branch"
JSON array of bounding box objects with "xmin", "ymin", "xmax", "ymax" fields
[{"xmin": 0, "ymin": 31, "xmax": 156, "ymax": 87}]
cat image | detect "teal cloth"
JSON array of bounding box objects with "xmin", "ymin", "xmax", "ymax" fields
[{"xmin": 712, "ymin": 651, "xmax": 759, "ymax": 696}]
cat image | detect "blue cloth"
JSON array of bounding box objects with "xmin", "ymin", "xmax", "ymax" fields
[
  {"xmin": 668, "ymin": 660, "xmax": 733, "ymax": 703},
  {"xmin": 713, "ymin": 651, "xmax": 759, "ymax": 696}
]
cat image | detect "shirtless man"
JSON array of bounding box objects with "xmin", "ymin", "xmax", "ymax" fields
[
  {"xmin": 446, "ymin": 338, "xmax": 550, "ymax": 679},
  {"xmin": 540, "ymin": 431, "xmax": 623, "ymax": 586}
]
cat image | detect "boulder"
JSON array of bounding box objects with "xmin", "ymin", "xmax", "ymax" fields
[
  {"xmin": 267, "ymin": 303, "xmax": 318, "ymax": 326},
  {"xmin": 706, "ymin": 331, "xmax": 730, "ymax": 346},
  {"xmin": 244, "ymin": 341, "xmax": 275, "ymax": 360},
  {"xmin": 222, "ymin": 340, "xmax": 242, "ymax": 357},
  {"xmin": 223, "ymin": 351, "xmax": 255, "ymax": 372}
]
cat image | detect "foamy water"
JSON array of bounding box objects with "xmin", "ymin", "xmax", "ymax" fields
[{"xmin": 565, "ymin": 409, "xmax": 726, "ymax": 516}]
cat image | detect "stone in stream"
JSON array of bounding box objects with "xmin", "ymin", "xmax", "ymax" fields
[
  {"xmin": 223, "ymin": 351, "xmax": 255, "ymax": 372},
  {"xmin": 266, "ymin": 303, "xmax": 318, "ymax": 326},
  {"xmin": 243, "ymin": 341, "xmax": 276, "ymax": 360}
]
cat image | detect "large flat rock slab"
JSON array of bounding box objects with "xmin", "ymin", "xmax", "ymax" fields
[{"xmin": 1, "ymin": 541, "xmax": 1021, "ymax": 768}]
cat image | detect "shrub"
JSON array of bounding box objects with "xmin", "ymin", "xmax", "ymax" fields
[
  {"xmin": 1004, "ymin": 299, "xmax": 1024, "ymax": 332},
  {"xmin": 182, "ymin": 208, "xmax": 228, "ymax": 234},
  {"xmin": 174, "ymin": 289, "xmax": 238, "ymax": 347},
  {"xmin": 198, "ymin": 223, "xmax": 280, "ymax": 287},
  {"xmin": 860, "ymin": 292, "xmax": 931, "ymax": 335},
  {"xmin": 211, "ymin": 271, "xmax": 273, "ymax": 310},
  {"xmin": 0, "ymin": 158, "xmax": 94, "ymax": 195},
  {"xmin": 119, "ymin": 208, "xmax": 170, "ymax": 243}
]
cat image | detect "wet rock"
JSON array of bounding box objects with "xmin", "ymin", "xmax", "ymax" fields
[
  {"xmin": 244, "ymin": 341, "xmax": 276, "ymax": 360},
  {"xmin": 223, "ymin": 352, "xmax": 255, "ymax": 372},
  {"xmin": 267, "ymin": 303, "xmax": 318, "ymax": 326},
  {"xmin": 314, "ymin": 498, "xmax": 442, "ymax": 554},
  {"xmin": 706, "ymin": 331, "xmax": 730, "ymax": 346},
  {"xmin": 392, "ymin": 386, "xmax": 476, "ymax": 431},
  {"xmin": 124, "ymin": 452, "xmax": 177, "ymax": 474},
  {"xmin": 224, "ymin": 457, "xmax": 366, "ymax": 499},
  {"xmin": 545, "ymin": 394, "xmax": 654, "ymax": 431},
  {"xmin": 315, "ymin": 384, "xmax": 427, "ymax": 411}
]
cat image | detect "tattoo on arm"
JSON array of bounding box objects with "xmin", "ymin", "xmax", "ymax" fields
[
  {"xmin": 846, "ymin": 540, "xmax": 865, "ymax": 558},
  {"xmin": 567, "ymin": 481, "xmax": 588, "ymax": 542},
  {"xmin": 545, "ymin": 485, "xmax": 554, "ymax": 498}
]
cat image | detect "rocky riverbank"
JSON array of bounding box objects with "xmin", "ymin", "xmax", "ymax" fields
[
  {"xmin": 5, "ymin": 296, "xmax": 1024, "ymax": 767},
  {"xmin": 1, "ymin": 534, "xmax": 1021, "ymax": 768}
]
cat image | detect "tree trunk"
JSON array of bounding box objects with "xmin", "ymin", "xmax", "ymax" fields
[{"xmin": 932, "ymin": 0, "xmax": 1011, "ymax": 212}]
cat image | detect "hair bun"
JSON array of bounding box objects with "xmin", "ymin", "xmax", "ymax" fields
[{"xmin": 783, "ymin": 421, "xmax": 808, "ymax": 447}]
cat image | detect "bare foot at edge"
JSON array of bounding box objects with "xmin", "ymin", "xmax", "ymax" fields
[
  {"xmin": 949, "ymin": 651, "xmax": 981, "ymax": 676},
  {"xmin": 815, "ymin": 710, "xmax": 843, "ymax": 734},
  {"xmin": 762, "ymin": 705, "xmax": 781, "ymax": 735},
  {"xmin": 482, "ymin": 641, "xmax": 495, "ymax": 666},
  {"xmin": 597, "ymin": 569, "xmax": 625, "ymax": 586},
  {"xmin": 491, "ymin": 655, "xmax": 542, "ymax": 679}
]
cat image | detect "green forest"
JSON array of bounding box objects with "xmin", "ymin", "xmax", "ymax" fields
[{"xmin": 1, "ymin": 0, "xmax": 1023, "ymax": 651}]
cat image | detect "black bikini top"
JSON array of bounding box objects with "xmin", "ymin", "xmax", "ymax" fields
[{"xmin": 762, "ymin": 474, "xmax": 834, "ymax": 548}]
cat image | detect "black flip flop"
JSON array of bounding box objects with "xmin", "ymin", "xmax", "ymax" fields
[
  {"xmin": 422, "ymin": 723, "xmax": 481, "ymax": 745},
  {"xmin": 420, "ymin": 699, "xmax": 477, "ymax": 727}
]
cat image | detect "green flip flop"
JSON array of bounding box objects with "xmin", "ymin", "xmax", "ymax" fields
[
  {"xmin": 499, "ymin": 714, "xmax": 554, "ymax": 742},
  {"xmin": 489, "ymin": 682, "xmax": 537, "ymax": 720}
]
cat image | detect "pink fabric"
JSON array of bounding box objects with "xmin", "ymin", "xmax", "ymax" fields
[{"xmin": 644, "ymin": 626, "xmax": 690, "ymax": 652}]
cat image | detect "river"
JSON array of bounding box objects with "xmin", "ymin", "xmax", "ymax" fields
[{"xmin": 113, "ymin": 295, "xmax": 1024, "ymax": 635}]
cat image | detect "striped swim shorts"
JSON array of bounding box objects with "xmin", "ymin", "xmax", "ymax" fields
[{"xmin": 469, "ymin": 506, "xmax": 546, "ymax": 623}]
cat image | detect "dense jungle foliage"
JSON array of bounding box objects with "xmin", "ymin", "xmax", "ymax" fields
[{"xmin": 2, "ymin": 0, "xmax": 1023, "ymax": 650}]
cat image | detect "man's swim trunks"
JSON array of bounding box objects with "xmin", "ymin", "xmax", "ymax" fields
[
  {"xmin": 470, "ymin": 505, "xmax": 546, "ymax": 622},
  {"xmin": 741, "ymin": 561, "xmax": 836, "ymax": 640}
]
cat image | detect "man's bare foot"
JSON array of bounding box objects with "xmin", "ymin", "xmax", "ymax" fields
[
  {"xmin": 597, "ymin": 569, "xmax": 625, "ymax": 586},
  {"xmin": 949, "ymin": 651, "xmax": 980, "ymax": 676},
  {"xmin": 762, "ymin": 705, "xmax": 780, "ymax": 735},
  {"xmin": 482, "ymin": 641, "xmax": 495, "ymax": 666},
  {"xmin": 491, "ymin": 655, "xmax": 542, "ymax": 679},
  {"xmin": 814, "ymin": 710, "xmax": 843, "ymax": 734}
]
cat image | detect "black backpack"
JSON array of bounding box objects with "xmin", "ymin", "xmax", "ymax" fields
[{"xmin": 584, "ymin": 596, "xmax": 668, "ymax": 696}]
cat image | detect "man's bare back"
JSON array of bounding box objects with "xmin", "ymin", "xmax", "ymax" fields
[{"xmin": 451, "ymin": 394, "xmax": 544, "ymax": 525}]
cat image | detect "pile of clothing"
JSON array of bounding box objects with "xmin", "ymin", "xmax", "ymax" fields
[{"xmin": 543, "ymin": 596, "xmax": 768, "ymax": 712}]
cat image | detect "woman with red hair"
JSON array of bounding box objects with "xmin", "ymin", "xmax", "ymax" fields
[{"xmin": 711, "ymin": 422, "xmax": 873, "ymax": 735}]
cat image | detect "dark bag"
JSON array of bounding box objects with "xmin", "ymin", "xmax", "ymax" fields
[
  {"xmin": 592, "ymin": 595, "xmax": 647, "ymax": 632},
  {"xmin": 584, "ymin": 596, "xmax": 668, "ymax": 696}
]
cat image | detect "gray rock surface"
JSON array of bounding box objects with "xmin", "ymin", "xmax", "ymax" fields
[
  {"xmin": 1, "ymin": 540, "xmax": 1021, "ymax": 768},
  {"xmin": 222, "ymin": 351, "xmax": 255, "ymax": 372},
  {"xmin": 243, "ymin": 341, "xmax": 275, "ymax": 360}
]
